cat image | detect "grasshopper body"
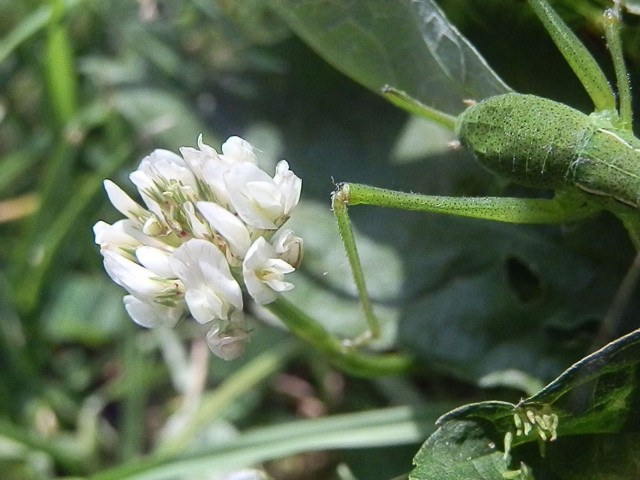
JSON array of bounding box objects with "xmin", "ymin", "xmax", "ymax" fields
[{"xmin": 456, "ymin": 93, "xmax": 640, "ymax": 209}]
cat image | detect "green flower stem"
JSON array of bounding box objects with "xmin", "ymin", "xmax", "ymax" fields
[{"xmin": 267, "ymin": 297, "xmax": 415, "ymax": 377}]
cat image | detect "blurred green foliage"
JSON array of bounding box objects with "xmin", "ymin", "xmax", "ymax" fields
[{"xmin": 1, "ymin": 0, "xmax": 639, "ymax": 479}]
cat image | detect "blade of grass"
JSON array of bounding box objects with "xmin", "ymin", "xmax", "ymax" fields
[
  {"xmin": 46, "ymin": 0, "xmax": 79, "ymax": 126},
  {"xmin": 0, "ymin": 0, "xmax": 83, "ymax": 65},
  {"xmin": 154, "ymin": 339, "xmax": 300, "ymax": 457},
  {"xmin": 14, "ymin": 140, "xmax": 133, "ymax": 314},
  {"xmin": 91, "ymin": 404, "xmax": 451, "ymax": 480}
]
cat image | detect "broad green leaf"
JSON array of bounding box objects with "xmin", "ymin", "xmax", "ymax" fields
[
  {"xmin": 266, "ymin": 0, "xmax": 510, "ymax": 116},
  {"xmin": 410, "ymin": 420, "xmax": 521, "ymax": 480},
  {"xmin": 411, "ymin": 329, "xmax": 640, "ymax": 479}
]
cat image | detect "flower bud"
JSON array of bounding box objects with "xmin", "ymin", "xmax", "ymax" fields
[{"xmin": 206, "ymin": 320, "xmax": 250, "ymax": 361}]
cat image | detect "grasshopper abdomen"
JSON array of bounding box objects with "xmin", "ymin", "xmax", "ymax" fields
[{"xmin": 456, "ymin": 93, "xmax": 640, "ymax": 208}]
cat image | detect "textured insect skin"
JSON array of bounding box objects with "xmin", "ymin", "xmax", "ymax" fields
[{"xmin": 456, "ymin": 93, "xmax": 640, "ymax": 208}]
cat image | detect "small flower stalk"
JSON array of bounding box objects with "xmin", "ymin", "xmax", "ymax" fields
[{"xmin": 94, "ymin": 135, "xmax": 303, "ymax": 360}]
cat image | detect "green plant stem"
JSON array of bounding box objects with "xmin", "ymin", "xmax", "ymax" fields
[{"xmin": 266, "ymin": 297, "xmax": 414, "ymax": 377}]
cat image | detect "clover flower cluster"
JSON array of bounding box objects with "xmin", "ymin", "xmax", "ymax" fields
[{"xmin": 94, "ymin": 135, "xmax": 303, "ymax": 360}]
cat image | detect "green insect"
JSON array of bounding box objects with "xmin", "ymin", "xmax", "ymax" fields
[{"xmin": 332, "ymin": 0, "xmax": 639, "ymax": 343}]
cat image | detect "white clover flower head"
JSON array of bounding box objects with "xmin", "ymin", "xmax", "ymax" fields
[{"xmin": 94, "ymin": 135, "xmax": 303, "ymax": 361}]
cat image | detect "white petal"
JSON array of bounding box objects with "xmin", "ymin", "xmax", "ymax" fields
[
  {"xmin": 183, "ymin": 202, "xmax": 210, "ymax": 239},
  {"xmin": 136, "ymin": 246, "xmax": 174, "ymax": 277},
  {"xmin": 200, "ymin": 258, "xmax": 243, "ymax": 310},
  {"xmin": 201, "ymin": 159, "xmax": 233, "ymax": 209},
  {"xmin": 169, "ymin": 239, "xmax": 243, "ymax": 322},
  {"xmin": 221, "ymin": 136, "xmax": 257, "ymax": 164},
  {"xmin": 184, "ymin": 288, "xmax": 223, "ymax": 324},
  {"xmin": 103, "ymin": 180, "xmax": 147, "ymax": 222},
  {"xmin": 129, "ymin": 170, "xmax": 163, "ymax": 218},
  {"xmin": 180, "ymin": 135, "xmax": 220, "ymax": 181},
  {"xmin": 123, "ymin": 295, "xmax": 183, "ymax": 328},
  {"xmin": 242, "ymin": 237, "xmax": 295, "ymax": 304},
  {"xmin": 196, "ymin": 201, "xmax": 251, "ymax": 257},
  {"xmin": 93, "ymin": 220, "xmax": 139, "ymax": 250},
  {"xmin": 180, "ymin": 147, "xmax": 205, "ymax": 180},
  {"xmin": 170, "ymin": 238, "xmax": 225, "ymax": 284},
  {"xmin": 129, "ymin": 149, "xmax": 197, "ymax": 219},
  {"xmin": 225, "ymin": 163, "xmax": 281, "ymax": 229},
  {"xmin": 245, "ymin": 180, "xmax": 282, "ymax": 211},
  {"xmin": 102, "ymin": 250, "xmax": 175, "ymax": 299},
  {"xmin": 271, "ymin": 229, "xmax": 304, "ymax": 268},
  {"xmin": 197, "ymin": 134, "xmax": 222, "ymax": 159},
  {"xmin": 273, "ymin": 160, "xmax": 302, "ymax": 215},
  {"xmin": 139, "ymin": 149, "xmax": 194, "ymax": 186},
  {"xmin": 94, "ymin": 219, "xmax": 170, "ymax": 253}
]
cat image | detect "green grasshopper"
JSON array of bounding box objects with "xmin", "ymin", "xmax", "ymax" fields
[{"xmin": 332, "ymin": 0, "xmax": 639, "ymax": 343}]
